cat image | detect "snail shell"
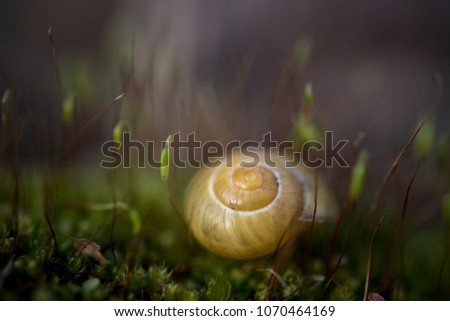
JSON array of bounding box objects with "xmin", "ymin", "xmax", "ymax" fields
[{"xmin": 184, "ymin": 151, "xmax": 336, "ymax": 260}]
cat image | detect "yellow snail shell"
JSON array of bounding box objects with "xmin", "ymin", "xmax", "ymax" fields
[{"xmin": 184, "ymin": 152, "xmax": 336, "ymax": 260}]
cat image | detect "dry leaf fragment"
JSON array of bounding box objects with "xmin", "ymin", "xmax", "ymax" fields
[{"xmin": 71, "ymin": 237, "xmax": 111, "ymax": 265}]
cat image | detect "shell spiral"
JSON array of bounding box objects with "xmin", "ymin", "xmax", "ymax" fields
[{"xmin": 184, "ymin": 152, "xmax": 335, "ymax": 260}]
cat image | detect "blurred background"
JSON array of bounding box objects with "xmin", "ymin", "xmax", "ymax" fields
[{"xmin": 0, "ymin": 0, "xmax": 449, "ymax": 299}]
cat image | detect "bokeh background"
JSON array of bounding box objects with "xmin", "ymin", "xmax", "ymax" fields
[
  {"xmin": 0, "ymin": 0, "xmax": 449, "ymax": 300},
  {"xmin": 1, "ymin": 0, "xmax": 450, "ymax": 183}
]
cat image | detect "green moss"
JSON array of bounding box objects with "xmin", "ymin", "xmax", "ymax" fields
[
  {"xmin": 205, "ymin": 278, "xmax": 231, "ymax": 300},
  {"xmin": 0, "ymin": 145, "xmax": 448, "ymax": 301}
]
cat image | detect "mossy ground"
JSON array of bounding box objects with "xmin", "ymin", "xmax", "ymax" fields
[
  {"xmin": 0, "ymin": 159, "xmax": 448, "ymax": 300},
  {"xmin": 0, "ymin": 166, "xmax": 351, "ymax": 300}
]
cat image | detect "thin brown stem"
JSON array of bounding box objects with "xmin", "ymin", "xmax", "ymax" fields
[
  {"xmin": 327, "ymin": 191, "xmax": 351, "ymax": 270},
  {"xmin": 44, "ymin": 176, "xmax": 58, "ymax": 254},
  {"xmin": 367, "ymin": 74, "xmax": 442, "ymax": 222},
  {"xmin": 48, "ymin": 27, "xmax": 63, "ymax": 110},
  {"xmin": 324, "ymin": 200, "xmax": 356, "ymax": 290},
  {"xmin": 63, "ymin": 92, "xmax": 124, "ymax": 156},
  {"xmin": 395, "ymin": 160, "xmax": 421, "ymax": 298},
  {"xmin": 364, "ymin": 215, "xmax": 386, "ymax": 301}
]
